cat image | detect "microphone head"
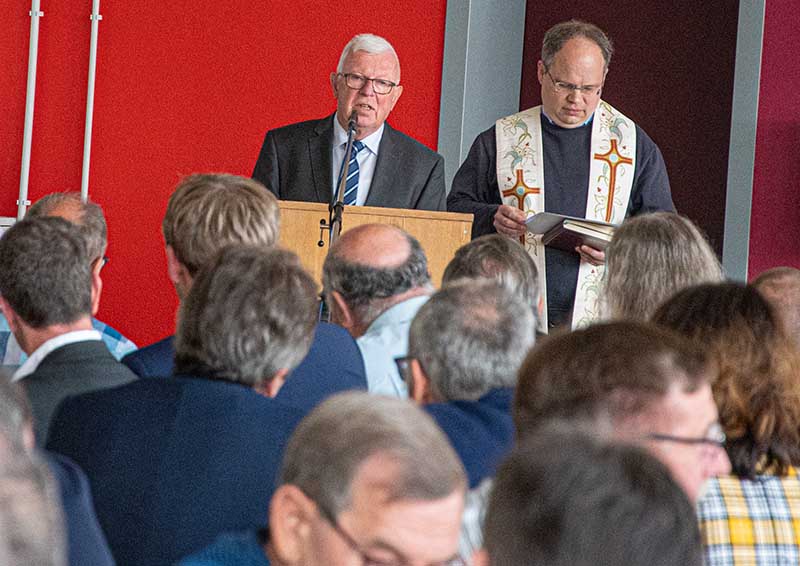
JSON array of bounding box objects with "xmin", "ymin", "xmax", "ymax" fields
[{"xmin": 348, "ymin": 111, "xmax": 358, "ymax": 133}]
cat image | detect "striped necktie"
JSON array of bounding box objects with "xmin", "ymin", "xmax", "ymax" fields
[{"xmin": 342, "ymin": 140, "xmax": 365, "ymax": 206}]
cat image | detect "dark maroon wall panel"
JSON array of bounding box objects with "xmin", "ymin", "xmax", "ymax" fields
[{"xmin": 521, "ymin": 1, "xmax": 739, "ymax": 255}]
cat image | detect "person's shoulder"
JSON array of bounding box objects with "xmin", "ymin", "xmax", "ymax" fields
[
  {"xmin": 267, "ymin": 115, "xmax": 333, "ymax": 139},
  {"xmin": 122, "ymin": 335, "xmax": 175, "ymax": 377},
  {"xmin": 383, "ymin": 123, "xmax": 443, "ymax": 162},
  {"xmin": 178, "ymin": 530, "xmax": 269, "ymax": 566}
]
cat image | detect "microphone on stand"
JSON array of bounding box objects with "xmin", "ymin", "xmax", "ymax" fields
[{"xmin": 348, "ymin": 110, "xmax": 358, "ymax": 134}]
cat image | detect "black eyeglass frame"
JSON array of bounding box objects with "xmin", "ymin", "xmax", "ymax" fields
[
  {"xmin": 338, "ymin": 72, "xmax": 399, "ymax": 95},
  {"xmin": 544, "ymin": 66, "xmax": 603, "ymax": 96}
]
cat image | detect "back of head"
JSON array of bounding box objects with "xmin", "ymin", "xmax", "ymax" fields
[
  {"xmin": 175, "ymin": 245, "xmax": 317, "ymax": 387},
  {"xmin": 603, "ymin": 212, "xmax": 723, "ymax": 320},
  {"xmin": 541, "ymin": 20, "xmax": 613, "ymax": 69},
  {"xmin": 0, "ymin": 454, "xmax": 66, "ymax": 566},
  {"xmin": 482, "ymin": 425, "xmax": 701, "ymax": 566},
  {"xmin": 752, "ymin": 266, "xmax": 800, "ymax": 349},
  {"xmin": 162, "ymin": 173, "xmax": 280, "ymax": 276},
  {"xmin": 0, "ymin": 216, "xmax": 92, "ymax": 328},
  {"xmin": 442, "ymin": 234, "xmax": 540, "ymax": 312},
  {"xmin": 409, "ymin": 280, "xmax": 536, "ymax": 401},
  {"xmin": 0, "ymin": 376, "xmax": 34, "ymax": 453},
  {"xmin": 27, "ymin": 192, "xmax": 108, "ymax": 263},
  {"xmin": 653, "ymin": 282, "xmax": 800, "ymax": 477},
  {"xmin": 514, "ymin": 321, "xmax": 708, "ymax": 441},
  {"xmin": 337, "ymin": 33, "xmax": 399, "ymax": 77},
  {"xmin": 280, "ymin": 392, "xmax": 465, "ymax": 518},
  {"xmin": 322, "ymin": 224, "xmax": 431, "ymax": 328}
]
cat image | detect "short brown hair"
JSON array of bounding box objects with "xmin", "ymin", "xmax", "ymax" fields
[
  {"xmin": 162, "ymin": 174, "xmax": 280, "ymax": 276},
  {"xmin": 514, "ymin": 321, "xmax": 709, "ymax": 441},
  {"xmin": 653, "ymin": 282, "xmax": 800, "ymax": 477},
  {"xmin": 541, "ymin": 20, "xmax": 613, "ymax": 69}
]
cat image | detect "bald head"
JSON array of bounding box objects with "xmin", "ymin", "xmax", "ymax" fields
[
  {"xmin": 752, "ymin": 267, "xmax": 800, "ymax": 349},
  {"xmin": 27, "ymin": 192, "xmax": 107, "ymax": 263},
  {"xmin": 323, "ymin": 224, "xmax": 431, "ymax": 335}
]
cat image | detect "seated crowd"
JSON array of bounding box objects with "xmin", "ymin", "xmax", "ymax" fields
[{"xmin": 0, "ymin": 173, "xmax": 799, "ymax": 566}]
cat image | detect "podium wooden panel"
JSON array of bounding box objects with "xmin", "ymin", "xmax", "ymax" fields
[{"xmin": 278, "ymin": 201, "xmax": 473, "ymax": 287}]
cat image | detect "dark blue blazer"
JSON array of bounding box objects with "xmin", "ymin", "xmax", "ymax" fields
[
  {"xmin": 122, "ymin": 322, "xmax": 367, "ymax": 413},
  {"xmin": 45, "ymin": 376, "xmax": 305, "ymax": 566},
  {"xmin": 46, "ymin": 451, "xmax": 116, "ymax": 566},
  {"xmin": 424, "ymin": 388, "xmax": 515, "ymax": 489}
]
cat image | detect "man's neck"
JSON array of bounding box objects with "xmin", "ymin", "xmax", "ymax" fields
[{"xmin": 18, "ymin": 317, "xmax": 94, "ymax": 355}]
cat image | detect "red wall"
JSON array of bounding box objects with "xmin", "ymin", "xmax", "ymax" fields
[
  {"xmin": 748, "ymin": 0, "xmax": 800, "ymax": 277},
  {"xmin": 520, "ymin": 1, "xmax": 739, "ymax": 256},
  {"xmin": 1, "ymin": 1, "xmax": 447, "ymax": 345}
]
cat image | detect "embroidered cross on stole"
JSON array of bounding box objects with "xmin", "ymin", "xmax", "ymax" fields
[{"xmin": 495, "ymin": 101, "xmax": 637, "ymax": 331}]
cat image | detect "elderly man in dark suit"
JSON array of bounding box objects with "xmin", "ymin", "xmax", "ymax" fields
[
  {"xmin": 47, "ymin": 246, "xmax": 318, "ymax": 566},
  {"xmin": 0, "ymin": 216, "xmax": 136, "ymax": 444},
  {"xmin": 252, "ymin": 33, "xmax": 445, "ymax": 211}
]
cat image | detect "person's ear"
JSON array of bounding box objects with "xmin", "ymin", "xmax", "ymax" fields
[
  {"xmin": 0, "ymin": 297, "xmax": 19, "ymax": 334},
  {"xmin": 269, "ymin": 484, "xmax": 317, "ymax": 565},
  {"xmin": 409, "ymin": 359, "xmax": 433, "ymax": 404},
  {"xmin": 165, "ymin": 245, "xmax": 193, "ymax": 299},
  {"xmin": 330, "ymin": 72, "xmax": 340, "ymax": 98},
  {"xmin": 329, "ymin": 291, "xmax": 355, "ymax": 332},
  {"xmin": 89, "ymin": 259, "xmax": 103, "ymax": 316},
  {"xmin": 537, "ymin": 60, "xmax": 545, "ymax": 84},
  {"xmin": 472, "ymin": 548, "xmax": 491, "ymax": 566},
  {"xmin": 253, "ymin": 368, "xmax": 289, "ymax": 399}
]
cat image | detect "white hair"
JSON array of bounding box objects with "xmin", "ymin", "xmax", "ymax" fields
[{"xmin": 336, "ymin": 33, "xmax": 400, "ymax": 81}]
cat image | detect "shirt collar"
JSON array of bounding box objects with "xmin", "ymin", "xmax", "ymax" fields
[
  {"xmin": 332, "ymin": 114, "xmax": 385, "ymax": 155},
  {"xmin": 13, "ymin": 329, "xmax": 102, "ymax": 382},
  {"xmin": 541, "ymin": 109, "xmax": 595, "ymax": 128}
]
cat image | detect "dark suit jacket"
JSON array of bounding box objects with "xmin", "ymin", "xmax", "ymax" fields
[
  {"xmin": 424, "ymin": 388, "xmax": 514, "ymax": 489},
  {"xmin": 23, "ymin": 340, "xmax": 138, "ymax": 445},
  {"xmin": 252, "ymin": 114, "xmax": 446, "ymax": 211},
  {"xmin": 46, "ymin": 451, "xmax": 116, "ymax": 566},
  {"xmin": 122, "ymin": 322, "xmax": 367, "ymax": 414},
  {"xmin": 46, "ymin": 376, "xmax": 305, "ymax": 566}
]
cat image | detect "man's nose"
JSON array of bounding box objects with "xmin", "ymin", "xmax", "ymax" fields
[{"xmin": 359, "ymin": 78, "xmax": 376, "ymax": 95}]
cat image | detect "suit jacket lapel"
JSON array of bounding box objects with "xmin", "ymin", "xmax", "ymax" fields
[
  {"xmin": 365, "ymin": 123, "xmax": 399, "ymax": 207},
  {"xmin": 308, "ymin": 115, "xmax": 335, "ymax": 203}
]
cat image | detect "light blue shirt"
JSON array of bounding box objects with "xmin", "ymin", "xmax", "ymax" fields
[
  {"xmin": 331, "ymin": 114, "xmax": 384, "ymax": 206},
  {"xmin": 356, "ymin": 295, "xmax": 429, "ymax": 397}
]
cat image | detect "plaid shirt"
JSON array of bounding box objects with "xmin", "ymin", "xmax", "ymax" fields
[
  {"xmin": 0, "ymin": 315, "xmax": 137, "ymax": 366},
  {"xmin": 698, "ymin": 468, "xmax": 800, "ymax": 565}
]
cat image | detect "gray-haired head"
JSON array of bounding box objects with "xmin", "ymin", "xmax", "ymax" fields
[
  {"xmin": 0, "ymin": 375, "xmax": 34, "ymax": 453},
  {"xmin": 442, "ymin": 234, "xmax": 540, "ymax": 313},
  {"xmin": 603, "ymin": 212, "xmax": 723, "ymax": 321},
  {"xmin": 322, "ymin": 224, "xmax": 431, "ymax": 330},
  {"xmin": 27, "ymin": 192, "xmax": 108, "ymax": 264},
  {"xmin": 0, "ymin": 216, "xmax": 92, "ymax": 328},
  {"xmin": 279, "ymin": 392, "xmax": 466, "ymax": 518},
  {"xmin": 336, "ymin": 34, "xmax": 400, "ymax": 81},
  {"xmin": 541, "ymin": 20, "xmax": 613, "ymax": 70},
  {"xmin": 175, "ymin": 245, "xmax": 317, "ymax": 387},
  {"xmin": 409, "ymin": 280, "xmax": 536, "ymax": 401},
  {"xmin": 0, "ymin": 454, "xmax": 67, "ymax": 566}
]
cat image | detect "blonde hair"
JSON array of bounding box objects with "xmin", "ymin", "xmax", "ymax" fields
[
  {"xmin": 162, "ymin": 174, "xmax": 280, "ymax": 275},
  {"xmin": 603, "ymin": 212, "xmax": 723, "ymax": 320}
]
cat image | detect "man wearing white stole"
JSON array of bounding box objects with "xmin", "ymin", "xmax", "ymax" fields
[{"xmin": 448, "ymin": 20, "xmax": 673, "ymax": 331}]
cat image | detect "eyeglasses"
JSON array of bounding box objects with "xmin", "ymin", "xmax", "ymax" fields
[
  {"xmin": 338, "ymin": 73, "xmax": 398, "ymax": 95},
  {"xmin": 544, "ymin": 66, "xmax": 602, "ymax": 96},
  {"xmin": 316, "ymin": 500, "xmax": 465, "ymax": 566},
  {"xmin": 647, "ymin": 422, "xmax": 727, "ymax": 449}
]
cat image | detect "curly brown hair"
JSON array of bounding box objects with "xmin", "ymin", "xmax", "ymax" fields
[{"xmin": 653, "ymin": 282, "xmax": 800, "ymax": 478}]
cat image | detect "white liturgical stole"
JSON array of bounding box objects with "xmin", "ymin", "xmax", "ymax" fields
[{"xmin": 495, "ymin": 101, "xmax": 636, "ymax": 331}]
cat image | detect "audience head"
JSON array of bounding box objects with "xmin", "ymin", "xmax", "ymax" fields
[
  {"xmin": 174, "ymin": 245, "xmax": 317, "ymax": 395},
  {"xmin": 515, "ymin": 321, "xmax": 730, "ymax": 501},
  {"xmin": 0, "ymin": 456, "xmax": 66, "ymax": 566},
  {"xmin": 0, "ymin": 377, "xmax": 35, "ymax": 453},
  {"xmin": 538, "ymin": 21, "xmax": 612, "ymax": 128},
  {"xmin": 653, "ymin": 282, "xmax": 800, "ymax": 478},
  {"xmin": 407, "ymin": 280, "xmax": 535, "ymax": 403},
  {"xmin": 323, "ymin": 224, "xmax": 431, "ymax": 337},
  {"xmin": 478, "ymin": 425, "xmax": 701, "ymax": 566},
  {"xmin": 0, "ymin": 217, "xmax": 98, "ymax": 352},
  {"xmin": 603, "ymin": 212, "xmax": 723, "ymax": 320},
  {"xmin": 27, "ymin": 192, "xmax": 108, "ymax": 267},
  {"xmin": 331, "ymin": 34, "xmax": 402, "ymax": 140},
  {"xmin": 162, "ymin": 173, "xmax": 280, "ymax": 298},
  {"xmin": 442, "ymin": 234, "xmax": 540, "ymax": 313},
  {"xmin": 752, "ymin": 266, "xmax": 800, "ymax": 350},
  {"xmin": 270, "ymin": 392, "xmax": 466, "ymax": 566}
]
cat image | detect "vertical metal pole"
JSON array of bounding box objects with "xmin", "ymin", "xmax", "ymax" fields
[
  {"xmin": 18, "ymin": 0, "xmax": 44, "ymax": 220},
  {"xmin": 80, "ymin": 0, "xmax": 102, "ymax": 202}
]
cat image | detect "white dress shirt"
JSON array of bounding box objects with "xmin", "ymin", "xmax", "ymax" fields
[{"xmin": 331, "ymin": 115, "xmax": 385, "ymax": 206}]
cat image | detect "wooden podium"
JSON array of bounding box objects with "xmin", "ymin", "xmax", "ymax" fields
[{"xmin": 278, "ymin": 201, "xmax": 473, "ymax": 287}]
